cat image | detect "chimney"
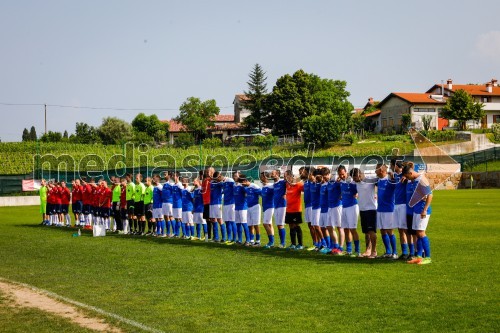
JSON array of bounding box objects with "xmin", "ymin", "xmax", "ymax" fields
[
  {"xmin": 492, "ymin": 78, "xmax": 498, "ymax": 87},
  {"xmin": 368, "ymin": 97, "xmax": 374, "ymax": 104},
  {"xmin": 486, "ymin": 82, "xmax": 493, "ymax": 93},
  {"xmin": 447, "ymin": 79, "xmax": 453, "ymax": 90}
]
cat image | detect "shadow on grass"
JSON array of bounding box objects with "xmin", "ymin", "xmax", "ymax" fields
[{"xmin": 20, "ymin": 224, "xmax": 398, "ymax": 266}]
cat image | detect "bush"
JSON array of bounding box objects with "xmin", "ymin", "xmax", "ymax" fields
[
  {"xmin": 425, "ymin": 130, "xmax": 456, "ymax": 142},
  {"xmin": 131, "ymin": 131, "xmax": 154, "ymax": 144},
  {"xmin": 230, "ymin": 136, "xmax": 245, "ymax": 148},
  {"xmin": 380, "ymin": 134, "xmax": 410, "ymax": 142},
  {"xmin": 174, "ymin": 133, "xmax": 195, "ymax": 149},
  {"xmin": 492, "ymin": 123, "xmax": 500, "ymax": 142},
  {"xmin": 344, "ymin": 134, "xmax": 356, "ymax": 145},
  {"xmin": 253, "ymin": 135, "xmax": 277, "ymax": 148},
  {"xmin": 202, "ymin": 137, "xmax": 222, "ymax": 149}
]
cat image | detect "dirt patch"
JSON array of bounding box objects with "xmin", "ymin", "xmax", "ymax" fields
[{"xmin": 0, "ymin": 281, "xmax": 122, "ymax": 332}]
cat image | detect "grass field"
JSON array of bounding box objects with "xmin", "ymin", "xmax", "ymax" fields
[{"xmin": 0, "ymin": 190, "xmax": 499, "ymax": 332}]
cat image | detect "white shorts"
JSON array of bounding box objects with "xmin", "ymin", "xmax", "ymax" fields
[
  {"xmin": 412, "ymin": 213, "xmax": 430, "ymax": 231},
  {"xmin": 162, "ymin": 202, "xmax": 173, "ymax": 216},
  {"xmin": 235, "ymin": 210, "xmax": 247, "ymax": 224},
  {"xmin": 377, "ymin": 211, "xmax": 395, "ymax": 230},
  {"xmin": 311, "ymin": 208, "xmax": 321, "ymax": 227},
  {"xmin": 263, "ymin": 208, "xmax": 274, "ymax": 225},
  {"xmin": 172, "ymin": 208, "xmax": 182, "ymax": 219},
  {"xmin": 342, "ymin": 205, "xmax": 359, "ymax": 229},
  {"xmin": 153, "ymin": 208, "xmax": 163, "ymax": 219},
  {"xmin": 193, "ymin": 212, "xmax": 206, "ymax": 225},
  {"xmin": 274, "ymin": 207, "xmax": 286, "ymax": 226},
  {"xmin": 319, "ymin": 212, "xmax": 330, "ymax": 228},
  {"xmin": 395, "ymin": 204, "xmax": 407, "ymax": 229},
  {"xmin": 182, "ymin": 211, "xmax": 193, "ymax": 224},
  {"xmin": 328, "ymin": 206, "xmax": 342, "ymax": 228},
  {"xmin": 247, "ymin": 205, "xmax": 261, "ymax": 226},
  {"xmin": 305, "ymin": 206, "xmax": 313, "ymax": 223},
  {"xmin": 209, "ymin": 204, "xmax": 222, "ymax": 219},
  {"xmin": 222, "ymin": 204, "xmax": 235, "ymax": 222}
]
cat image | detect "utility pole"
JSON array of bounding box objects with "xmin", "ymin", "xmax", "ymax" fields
[{"xmin": 44, "ymin": 104, "xmax": 47, "ymax": 134}]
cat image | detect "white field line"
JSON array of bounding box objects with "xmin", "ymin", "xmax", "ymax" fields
[{"xmin": 0, "ymin": 277, "xmax": 165, "ymax": 333}]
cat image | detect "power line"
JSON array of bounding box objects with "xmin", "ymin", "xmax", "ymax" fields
[{"xmin": 0, "ymin": 102, "xmax": 234, "ymax": 111}]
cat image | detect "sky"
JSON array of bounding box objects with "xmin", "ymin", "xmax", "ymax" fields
[{"xmin": 1, "ymin": 0, "xmax": 499, "ymax": 141}]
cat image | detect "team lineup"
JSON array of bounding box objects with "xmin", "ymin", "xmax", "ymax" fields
[{"xmin": 38, "ymin": 160, "xmax": 433, "ymax": 265}]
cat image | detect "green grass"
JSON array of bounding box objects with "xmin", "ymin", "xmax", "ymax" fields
[
  {"xmin": 0, "ymin": 190, "xmax": 499, "ymax": 332},
  {"xmin": 464, "ymin": 159, "xmax": 500, "ymax": 172}
]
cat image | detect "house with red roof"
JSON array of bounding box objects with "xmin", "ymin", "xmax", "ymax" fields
[{"xmin": 376, "ymin": 79, "xmax": 500, "ymax": 133}]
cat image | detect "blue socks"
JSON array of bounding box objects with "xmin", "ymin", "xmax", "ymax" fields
[
  {"xmin": 325, "ymin": 236, "xmax": 331, "ymax": 249},
  {"xmin": 190, "ymin": 225, "xmax": 195, "ymax": 237},
  {"xmin": 236, "ymin": 223, "xmax": 243, "ymax": 243},
  {"xmin": 232, "ymin": 222, "xmax": 237, "ymax": 241},
  {"xmin": 220, "ymin": 223, "xmax": 227, "ymax": 242},
  {"xmin": 382, "ymin": 233, "xmax": 391, "ymax": 254},
  {"xmin": 203, "ymin": 224, "xmax": 208, "ymax": 236},
  {"xmin": 401, "ymin": 243, "xmax": 409, "ymax": 255},
  {"xmin": 268, "ymin": 234, "xmax": 275, "ymax": 245},
  {"xmin": 181, "ymin": 223, "xmax": 187, "ymax": 237},
  {"xmin": 417, "ymin": 237, "xmax": 423, "ymax": 257},
  {"xmin": 409, "ymin": 243, "xmax": 415, "ymax": 256},
  {"xmin": 390, "ymin": 234, "xmax": 397, "ymax": 255},
  {"xmin": 213, "ymin": 223, "xmax": 219, "ymax": 241},
  {"xmin": 166, "ymin": 220, "xmax": 171, "ymax": 235},
  {"xmin": 354, "ymin": 240, "xmax": 360, "ymax": 253},
  {"xmin": 242, "ymin": 223, "xmax": 250, "ymax": 242},
  {"xmin": 196, "ymin": 224, "xmax": 201, "ymax": 238},
  {"xmin": 256, "ymin": 233, "xmax": 260, "ymax": 242},
  {"xmin": 421, "ymin": 236, "xmax": 431, "ymax": 258},
  {"xmin": 278, "ymin": 228, "xmax": 286, "ymax": 246},
  {"xmin": 346, "ymin": 241, "xmax": 352, "ymax": 253}
]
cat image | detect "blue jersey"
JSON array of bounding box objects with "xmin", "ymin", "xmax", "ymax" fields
[
  {"xmin": 181, "ymin": 188, "xmax": 194, "ymax": 212},
  {"xmin": 153, "ymin": 184, "xmax": 163, "ymax": 209},
  {"xmin": 303, "ymin": 180, "xmax": 312, "ymax": 208},
  {"xmin": 210, "ymin": 181, "xmax": 223, "ymax": 205},
  {"xmin": 261, "ymin": 184, "xmax": 274, "ymax": 211},
  {"xmin": 340, "ymin": 181, "xmax": 358, "ymax": 208},
  {"xmin": 394, "ymin": 172, "xmax": 406, "ymax": 205},
  {"xmin": 171, "ymin": 182, "xmax": 183, "ymax": 209},
  {"xmin": 405, "ymin": 180, "xmax": 415, "ymax": 215},
  {"xmin": 412, "ymin": 176, "xmax": 432, "ymax": 215},
  {"xmin": 245, "ymin": 183, "xmax": 261, "ymax": 208},
  {"xmin": 193, "ymin": 188, "xmax": 204, "ymax": 213},
  {"xmin": 273, "ymin": 179, "xmax": 287, "ymax": 208},
  {"xmin": 327, "ymin": 180, "xmax": 342, "ymax": 208},
  {"xmin": 319, "ymin": 183, "xmax": 329, "ymax": 213},
  {"xmin": 310, "ymin": 182, "xmax": 321, "ymax": 210},
  {"xmin": 376, "ymin": 177, "xmax": 396, "ymax": 212},
  {"xmin": 161, "ymin": 182, "xmax": 173, "ymax": 203},
  {"xmin": 233, "ymin": 184, "xmax": 247, "ymax": 211},
  {"xmin": 222, "ymin": 178, "xmax": 235, "ymax": 205}
]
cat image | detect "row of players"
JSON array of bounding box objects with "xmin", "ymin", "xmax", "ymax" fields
[{"xmin": 39, "ymin": 160, "xmax": 433, "ymax": 264}]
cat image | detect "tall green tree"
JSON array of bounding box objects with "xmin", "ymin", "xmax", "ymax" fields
[
  {"xmin": 29, "ymin": 126, "xmax": 37, "ymax": 141},
  {"xmin": 243, "ymin": 64, "xmax": 268, "ymax": 133},
  {"xmin": 176, "ymin": 97, "xmax": 220, "ymax": 142},
  {"xmin": 131, "ymin": 113, "xmax": 168, "ymax": 142},
  {"xmin": 74, "ymin": 122, "xmax": 101, "ymax": 144},
  {"xmin": 441, "ymin": 89, "xmax": 485, "ymax": 130},
  {"xmin": 98, "ymin": 117, "xmax": 133, "ymax": 144},
  {"xmin": 302, "ymin": 111, "xmax": 346, "ymax": 147},
  {"xmin": 22, "ymin": 128, "xmax": 30, "ymax": 142}
]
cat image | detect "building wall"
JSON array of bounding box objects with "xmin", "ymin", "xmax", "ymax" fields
[
  {"xmin": 380, "ymin": 97, "xmax": 411, "ymax": 132},
  {"xmin": 410, "ymin": 104, "xmax": 441, "ymax": 131}
]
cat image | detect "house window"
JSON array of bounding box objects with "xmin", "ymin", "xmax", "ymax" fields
[
  {"xmin": 389, "ymin": 118, "xmax": 394, "ymax": 127},
  {"xmin": 413, "ymin": 108, "xmax": 436, "ymax": 113},
  {"xmin": 382, "ymin": 118, "xmax": 387, "ymax": 128},
  {"xmin": 483, "ymin": 97, "xmax": 491, "ymax": 103},
  {"xmin": 494, "ymin": 115, "xmax": 500, "ymax": 123}
]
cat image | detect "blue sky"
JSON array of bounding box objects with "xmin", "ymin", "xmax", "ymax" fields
[{"xmin": 1, "ymin": 0, "xmax": 499, "ymax": 141}]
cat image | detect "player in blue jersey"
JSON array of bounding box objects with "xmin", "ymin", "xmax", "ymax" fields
[
  {"xmin": 318, "ymin": 168, "xmax": 339, "ymax": 254},
  {"xmin": 403, "ymin": 165, "xmax": 433, "ymax": 265},
  {"xmin": 171, "ymin": 172, "xmax": 184, "ymax": 238},
  {"xmin": 391, "ymin": 159, "xmax": 410, "ymax": 259},
  {"xmin": 375, "ymin": 163, "xmax": 398, "ymax": 259},
  {"xmin": 271, "ymin": 169, "xmax": 287, "ymax": 248},
  {"xmin": 222, "ymin": 172, "xmax": 238, "ymax": 244},
  {"xmin": 310, "ymin": 171, "xmax": 325, "ymax": 252},
  {"xmin": 162, "ymin": 172, "xmax": 175, "ymax": 237},
  {"xmin": 327, "ymin": 168, "xmax": 343, "ymax": 255},
  {"xmin": 339, "ymin": 168, "xmax": 360, "ymax": 257},
  {"xmin": 209, "ymin": 171, "xmax": 225, "ymax": 242},
  {"xmin": 242, "ymin": 178, "xmax": 262, "ymax": 246},
  {"xmin": 152, "ymin": 175, "xmax": 165, "ymax": 237},
  {"xmin": 192, "ymin": 179, "xmax": 208, "ymax": 240},
  {"xmin": 181, "ymin": 179, "xmax": 195, "ymax": 239},
  {"xmin": 234, "ymin": 174, "xmax": 250, "ymax": 245},
  {"xmin": 403, "ymin": 162, "xmax": 417, "ymax": 258},
  {"xmin": 300, "ymin": 167, "xmax": 317, "ymax": 251},
  {"xmin": 334, "ymin": 165, "xmax": 349, "ymax": 253},
  {"xmin": 260, "ymin": 172, "xmax": 276, "ymax": 249}
]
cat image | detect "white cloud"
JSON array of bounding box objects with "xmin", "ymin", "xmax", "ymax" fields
[{"xmin": 475, "ymin": 31, "xmax": 500, "ymax": 62}]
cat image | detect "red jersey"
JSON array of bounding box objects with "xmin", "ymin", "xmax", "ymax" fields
[
  {"xmin": 100, "ymin": 187, "xmax": 112, "ymax": 208},
  {"xmin": 202, "ymin": 177, "xmax": 211, "ymax": 205},
  {"xmin": 286, "ymin": 181, "xmax": 304, "ymax": 213},
  {"xmin": 82, "ymin": 184, "xmax": 93, "ymax": 205},
  {"xmin": 54, "ymin": 186, "xmax": 62, "ymax": 205},
  {"xmin": 92, "ymin": 186, "xmax": 101, "ymax": 207},
  {"xmin": 72, "ymin": 185, "xmax": 82, "ymax": 202},
  {"xmin": 120, "ymin": 185, "xmax": 127, "ymax": 208},
  {"xmin": 60, "ymin": 187, "xmax": 71, "ymax": 205},
  {"xmin": 47, "ymin": 187, "xmax": 57, "ymax": 204}
]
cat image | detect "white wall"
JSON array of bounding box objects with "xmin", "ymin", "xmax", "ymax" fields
[{"xmin": 0, "ymin": 196, "xmax": 40, "ymax": 207}]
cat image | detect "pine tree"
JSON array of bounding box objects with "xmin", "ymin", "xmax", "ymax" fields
[
  {"xmin": 22, "ymin": 128, "xmax": 30, "ymax": 142},
  {"xmin": 243, "ymin": 64, "xmax": 268, "ymax": 133},
  {"xmin": 29, "ymin": 126, "xmax": 37, "ymax": 141}
]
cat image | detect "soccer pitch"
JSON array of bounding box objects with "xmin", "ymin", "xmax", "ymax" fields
[{"xmin": 0, "ymin": 190, "xmax": 499, "ymax": 332}]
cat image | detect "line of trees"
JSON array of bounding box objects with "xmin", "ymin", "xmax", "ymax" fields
[{"xmin": 23, "ymin": 113, "xmax": 169, "ymax": 145}]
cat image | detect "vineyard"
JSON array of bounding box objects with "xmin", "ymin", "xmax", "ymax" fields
[{"xmin": 0, "ymin": 140, "xmax": 414, "ymax": 175}]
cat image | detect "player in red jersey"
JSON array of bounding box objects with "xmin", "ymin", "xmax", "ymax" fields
[
  {"xmin": 119, "ymin": 177, "xmax": 129, "ymax": 234},
  {"xmin": 99, "ymin": 180, "xmax": 112, "ymax": 231},
  {"xmin": 46, "ymin": 181, "xmax": 57, "ymax": 226},
  {"xmin": 54, "ymin": 182, "xmax": 63, "ymax": 226},
  {"xmin": 60, "ymin": 181, "xmax": 71, "ymax": 227},
  {"xmin": 81, "ymin": 177, "xmax": 93, "ymax": 229},
  {"xmin": 71, "ymin": 179, "xmax": 83, "ymax": 226}
]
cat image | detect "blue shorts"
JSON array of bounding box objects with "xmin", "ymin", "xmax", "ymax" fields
[
  {"xmin": 72, "ymin": 201, "xmax": 83, "ymax": 214},
  {"xmin": 60, "ymin": 204, "xmax": 69, "ymax": 214}
]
